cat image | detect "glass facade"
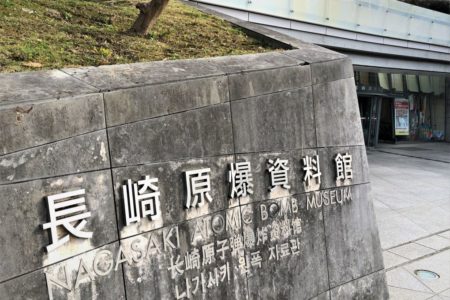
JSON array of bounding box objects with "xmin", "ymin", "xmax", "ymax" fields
[{"xmin": 354, "ymin": 68, "xmax": 447, "ymax": 146}]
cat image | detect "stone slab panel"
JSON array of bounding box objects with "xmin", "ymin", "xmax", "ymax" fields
[
  {"xmin": 112, "ymin": 155, "xmax": 234, "ymax": 239},
  {"xmin": 108, "ymin": 103, "xmax": 234, "ymax": 167},
  {"xmin": 62, "ymin": 59, "xmax": 224, "ymax": 91},
  {"xmin": 311, "ymin": 58, "xmax": 354, "ymax": 85},
  {"xmin": 121, "ymin": 207, "xmax": 247, "ymax": 300},
  {"xmin": 389, "ymin": 243, "xmax": 435, "ymax": 260},
  {"xmin": 311, "ymin": 291, "xmax": 331, "ymax": 300},
  {"xmin": 231, "ymin": 87, "xmax": 316, "ymax": 153},
  {"xmin": 0, "ymin": 242, "xmax": 126, "ymax": 300},
  {"xmin": 0, "ymin": 267, "xmax": 48, "ymax": 300},
  {"xmin": 210, "ymin": 51, "xmax": 299, "ymax": 74},
  {"xmin": 0, "ymin": 170, "xmax": 117, "ymax": 282},
  {"xmin": 228, "ymin": 65, "xmax": 311, "ymax": 100},
  {"xmin": 284, "ymin": 47, "xmax": 347, "ymax": 64},
  {"xmin": 63, "ymin": 52, "xmax": 299, "ymax": 92},
  {"xmin": 318, "ymin": 145, "xmax": 370, "ymax": 189},
  {"xmin": 242, "ymin": 196, "xmax": 329, "ymax": 300},
  {"xmin": 0, "ymin": 130, "xmax": 110, "ymax": 184},
  {"xmin": 0, "ymin": 93, "xmax": 105, "ymax": 155},
  {"xmin": 323, "ymin": 184, "xmax": 384, "ymax": 288},
  {"xmin": 0, "ymin": 70, "xmax": 97, "ymax": 104},
  {"xmin": 388, "ymin": 286, "xmax": 432, "ymax": 300},
  {"xmin": 329, "ymin": 270, "xmax": 389, "ymax": 300},
  {"xmin": 104, "ymin": 76, "xmax": 229, "ymax": 127},
  {"xmin": 313, "ymin": 77, "xmax": 365, "ymax": 148},
  {"xmin": 235, "ymin": 148, "xmax": 321, "ymax": 206},
  {"xmin": 45, "ymin": 242, "xmax": 126, "ymax": 300},
  {"xmin": 383, "ymin": 251, "xmax": 409, "ymax": 269}
]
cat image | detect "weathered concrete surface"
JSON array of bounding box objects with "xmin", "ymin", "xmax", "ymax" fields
[
  {"xmin": 231, "ymin": 88, "xmax": 316, "ymax": 153},
  {"xmin": 62, "ymin": 52, "xmax": 299, "ymax": 92},
  {"xmin": 62, "ymin": 59, "xmax": 224, "ymax": 92},
  {"xmin": 0, "ymin": 93, "xmax": 105, "ymax": 155},
  {"xmin": 104, "ymin": 76, "xmax": 229, "ymax": 127},
  {"xmin": 208, "ymin": 51, "xmax": 300, "ymax": 74},
  {"xmin": 0, "ymin": 130, "xmax": 110, "ymax": 184},
  {"xmin": 0, "ymin": 47, "xmax": 386, "ymax": 299},
  {"xmin": 0, "ymin": 242, "xmax": 126, "ymax": 300},
  {"xmin": 0, "ymin": 70, "xmax": 98, "ymax": 104},
  {"xmin": 284, "ymin": 47, "xmax": 347, "ymax": 64},
  {"xmin": 121, "ymin": 207, "xmax": 247, "ymax": 300},
  {"xmin": 313, "ymin": 78, "xmax": 365, "ymax": 148},
  {"xmin": 243, "ymin": 196, "xmax": 329, "ymax": 300},
  {"xmin": 228, "ymin": 65, "xmax": 310, "ymax": 100},
  {"xmin": 311, "ymin": 291, "xmax": 331, "ymax": 300},
  {"xmin": 108, "ymin": 104, "xmax": 234, "ymax": 167},
  {"xmin": 0, "ymin": 268, "xmax": 48, "ymax": 300},
  {"xmin": 329, "ymin": 270, "xmax": 389, "ymax": 300},
  {"xmin": 0, "ymin": 170, "xmax": 117, "ymax": 282},
  {"xmin": 44, "ymin": 242, "xmax": 126, "ymax": 300},
  {"xmin": 310, "ymin": 57, "xmax": 354, "ymax": 85},
  {"xmin": 323, "ymin": 184, "xmax": 384, "ymax": 288}
]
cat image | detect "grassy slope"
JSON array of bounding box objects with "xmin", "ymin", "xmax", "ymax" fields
[{"xmin": 0, "ymin": 0, "xmax": 277, "ymax": 72}]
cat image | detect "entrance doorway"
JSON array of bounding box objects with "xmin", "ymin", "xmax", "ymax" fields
[
  {"xmin": 358, "ymin": 96, "xmax": 381, "ymax": 146},
  {"xmin": 378, "ymin": 98, "xmax": 395, "ymax": 143},
  {"xmin": 358, "ymin": 96, "xmax": 397, "ymax": 146}
]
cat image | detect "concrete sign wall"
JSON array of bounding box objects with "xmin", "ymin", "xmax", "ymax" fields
[{"xmin": 0, "ymin": 45, "xmax": 388, "ymax": 299}]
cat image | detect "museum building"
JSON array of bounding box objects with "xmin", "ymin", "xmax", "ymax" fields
[{"xmin": 190, "ymin": 0, "xmax": 450, "ymax": 146}]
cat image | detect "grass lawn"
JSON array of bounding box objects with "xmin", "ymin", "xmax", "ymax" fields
[{"xmin": 0, "ymin": 0, "xmax": 279, "ymax": 72}]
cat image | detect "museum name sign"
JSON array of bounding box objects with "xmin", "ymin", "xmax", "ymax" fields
[{"xmin": 42, "ymin": 152, "xmax": 354, "ymax": 299}]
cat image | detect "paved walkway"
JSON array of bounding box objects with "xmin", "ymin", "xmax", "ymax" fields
[
  {"xmin": 368, "ymin": 142, "xmax": 450, "ymax": 299},
  {"xmin": 375, "ymin": 143, "xmax": 450, "ymax": 163}
]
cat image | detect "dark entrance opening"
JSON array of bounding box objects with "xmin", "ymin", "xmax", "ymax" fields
[
  {"xmin": 378, "ymin": 97, "xmax": 395, "ymax": 143},
  {"xmin": 358, "ymin": 96, "xmax": 381, "ymax": 146}
]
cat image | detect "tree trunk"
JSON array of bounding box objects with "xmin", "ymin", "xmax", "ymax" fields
[{"xmin": 131, "ymin": 0, "xmax": 170, "ymax": 35}]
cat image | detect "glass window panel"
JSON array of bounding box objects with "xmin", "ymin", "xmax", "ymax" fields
[
  {"xmin": 292, "ymin": 0, "xmax": 326, "ymax": 24},
  {"xmin": 327, "ymin": 0, "xmax": 357, "ymax": 28},
  {"xmin": 406, "ymin": 74, "xmax": 419, "ymax": 92},
  {"xmin": 368, "ymin": 72, "xmax": 378, "ymax": 86},
  {"xmin": 431, "ymin": 76, "xmax": 445, "ymax": 96},
  {"xmin": 391, "ymin": 74, "xmax": 403, "ymax": 92},
  {"xmin": 359, "ymin": 71, "xmax": 370, "ymax": 85},
  {"xmin": 250, "ymin": 0, "xmax": 291, "ymax": 17},
  {"xmin": 378, "ymin": 73, "xmax": 389, "ymax": 90},
  {"xmin": 357, "ymin": 0, "xmax": 386, "ymax": 35},
  {"xmin": 419, "ymin": 75, "xmax": 432, "ymax": 93}
]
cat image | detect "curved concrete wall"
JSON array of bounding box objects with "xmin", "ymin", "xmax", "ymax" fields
[{"xmin": 0, "ymin": 45, "xmax": 387, "ymax": 299}]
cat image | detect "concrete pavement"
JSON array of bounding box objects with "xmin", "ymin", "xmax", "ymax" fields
[{"xmin": 369, "ymin": 143, "xmax": 450, "ymax": 299}]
